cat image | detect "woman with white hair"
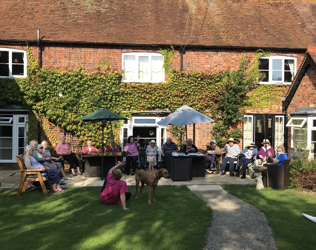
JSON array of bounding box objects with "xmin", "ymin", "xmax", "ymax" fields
[
  {"xmin": 146, "ymin": 140, "xmax": 158, "ymax": 171},
  {"xmin": 56, "ymin": 136, "xmax": 81, "ymax": 176},
  {"xmin": 81, "ymin": 140, "xmax": 99, "ymax": 154},
  {"xmin": 23, "ymin": 145, "xmax": 64, "ymax": 193}
]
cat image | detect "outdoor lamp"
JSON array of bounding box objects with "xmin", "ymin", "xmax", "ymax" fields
[
  {"xmin": 102, "ymin": 119, "xmax": 106, "ymax": 127},
  {"xmin": 268, "ymin": 118, "xmax": 272, "ymax": 128}
]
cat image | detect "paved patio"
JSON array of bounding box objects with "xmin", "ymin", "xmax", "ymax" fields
[{"xmin": 0, "ymin": 169, "xmax": 256, "ymax": 189}]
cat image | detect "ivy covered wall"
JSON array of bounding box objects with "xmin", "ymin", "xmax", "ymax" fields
[{"xmin": 0, "ymin": 46, "xmax": 288, "ymax": 149}]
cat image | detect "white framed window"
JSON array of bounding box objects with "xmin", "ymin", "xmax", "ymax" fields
[
  {"xmin": 286, "ymin": 117, "xmax": 307, "ymax": 128},
  {"xmin": 122, "ymin": 53, "xmax": 164, "ymax": 83},
  {"xmin": 275, "ymin": 116, "xmax": 284, "ymax": 147},
  {"xmin": 259, "ymin": 56, "xmax": 296, "ymax": 85},
  {"xmin": 243, "ymin": 115, "xmax": 253, "ymax": 147},
  {"xmin": 0, "ymin": 48, "xmax": 27, "ymax": 78}
]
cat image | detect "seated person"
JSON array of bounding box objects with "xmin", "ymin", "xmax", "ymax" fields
[
  {"xmin": 236, "ymin": 142, "xmax": 258, "ymax": 179},
  {"xmin": 161, "ymin": 137, "xmax": 179, "ymax": 168},
  {"xmin": 23, "ymin": 145, "xmax": 64, "ymax": 193},
  {"xmin": 221, "ymin": 138, "xmax": 240, "ymax": 176},
  {"xmin": 42, "ymin": 140, "xmax": 65, "ymax": 168},
  {"xmin": 205, "ymin": 140, "xmax": 222, "ymax": 171},
  {"xmin": 81, "ymin": 140, "xmax": 100, "ymax": 154},
  {"xmin": 105, "ymin": 142, "xmax": 120, "ymax": 152},
  {"xmin": 182, "ymin": 138, "xmax": 198, "ymax": 153},
  {"xmin": 37, "ymin": 144, "xmax": 68, "ymax": 181},
  {"xmin": 273, "ymin": 145, "xmax": 287, "ymax": 165},
  {"xmin": 255, "ymin": 139, "xmax": 275, "ymax": 167},
  {"xmin": 146, "ymin": 140, "xmax": 159, "ymax": 171},
  {"xmin": 100, "ymin": 161, "xmax": 130, "ymax": 210},
  {"xmin": 56, "ymin": 136, "xmax": 81, "ymax": 176}
]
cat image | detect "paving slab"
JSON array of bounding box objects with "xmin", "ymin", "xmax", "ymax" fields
[{"xmin": 187, "ymin": 185, "xmax": 223, "ymax": 191}]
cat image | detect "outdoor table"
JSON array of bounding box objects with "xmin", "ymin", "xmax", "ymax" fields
[
  {"xmin": 82, "ymin": 152, "xmax": 122, "ymax": 179},
  {"xmin": 167, "ymin": 152, "xmax": 206, "ymax": 181}
]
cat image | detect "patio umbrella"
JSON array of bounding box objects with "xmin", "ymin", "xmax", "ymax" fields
[
  {"xmin": 157, "ymin": 105, "xmax": 214, "ymax": 145},
  {"xmin": 75, "ymin": 108, "xmax": 128, "ymax": 179}
]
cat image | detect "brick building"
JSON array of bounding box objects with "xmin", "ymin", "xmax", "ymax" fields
[
  {"xmin": 283, "ymin": 46, "xmax": 316, "ymax": 159},
  {"xmin": 1, "ymin": 0, "xmax": 316, "ymax": 164}
]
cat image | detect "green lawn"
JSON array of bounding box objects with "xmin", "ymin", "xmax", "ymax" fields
[
  {"xmin": 0, "ymin": 186, "xmax": 212, "ymax": 250},
  {"xmin": 223, "ymin": 185, "xmax": 316, "ymax": 250}
]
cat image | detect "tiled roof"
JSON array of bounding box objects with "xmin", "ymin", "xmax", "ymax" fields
[{"xmin": 1, "ymin": 0, "xmax": 316, "ymax": 48}]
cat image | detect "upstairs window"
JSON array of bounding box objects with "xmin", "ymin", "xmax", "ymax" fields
[
  {"xmin": 259, "ymin": 56, "xmax": 296, "ymax": 85},
  {"xmin": 122, "ymin": 53, "xmax": 164, "ymax": 83},
  {"xmin": 0, "ymin": 48, "xmax": 27, "ymax": 78}
]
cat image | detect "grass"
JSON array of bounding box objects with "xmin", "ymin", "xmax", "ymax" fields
[
  {"xmin": 0, "ymin": 186, "xmax": 212, "ymax": 250},
  {"xmin": 223, "ymin": 185, "xmax": 316, "ymax": 250}
]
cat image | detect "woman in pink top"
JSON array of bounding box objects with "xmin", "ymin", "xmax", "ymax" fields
[
  {"xmin": 81, "ymin": 140, "xmax": 99, "ymax": 154},
  {"xmin": 100, "ymin": 161, "xmax": 130, "ymax": 210},
  {"xmin": 56, "ymin": 135, "xmax": 81, "ymax": 176},
  {"xmin": 124, "ymin": 135, "xmax": 140, "ymax": 175}
]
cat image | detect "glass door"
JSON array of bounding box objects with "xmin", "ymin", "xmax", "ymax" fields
[{"xmin": 0, "ymin": 115, "xmax": 13, "ymax": 160}]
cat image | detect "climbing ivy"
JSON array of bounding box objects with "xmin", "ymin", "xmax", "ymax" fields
[{"xmin": 0, "ymin": 45, "xmax": 285, "ymax": 149}]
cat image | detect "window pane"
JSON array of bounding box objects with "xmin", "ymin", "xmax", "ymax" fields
[
  {"xmin": 18, "ymin": 117, "xmax": 25, "ymax": 123},
  {"xmin": 123, "ymin": 128, "xmax": 127, "ymax": 138},
  {"xmin": 284, "ymin": 71, "xmax": 294, "ymax": 83},
  {"xmin": 313, "ymin": 120, "xmax": 316, "ymax": 127},
  {"xmin": 260, "ymin": 71, "xmax": 269, "ymax": 82},
  {"xmin": 0, "ymin": 64, "xmax": 9, "ymax": 76},
  {"xmin": 272, "ymin": 59, "xmax": 282, "ymax": 70},
  {"xmin": 151, "ymin": 56, "xmax": 163, "ymax": 82},
  {"xmin": 0, "ymin": 148, "xmax": 12, "ymax": 160},
  {"xmin": 0, "ymin": 138, "xmax": 12, "ymax": 147},
  {"xmin": 259, "ymin": 59, "xmax": 269, "ymax": 70},
  {"xmin": 19, "ymin": 127, "xmax": 25, "ymax": 137},
  {"xmin": 12, "ymin": 52, "xmax": 24, "ymax": 63},
  {"xmin": 0, "ymin": 126, "xmax": 12, "ymax": 137},
  {"xmin": 0, "ymin": 51, "xmax": 9, "ymax": 63},
  {"xmin": 288, "ymin": 119, "xmax": 305, "ymax": 126},
  {"xmin": 272, "ymin": 71, "xmax": 282, "ymax": 81},
  {"xmin": 293, "ymin": 125, "xmax": 307, "ymax": 150},
  {"xmin": 12, "ymin": 65, "xmax": 24, "ymax": 75},
  {"xmin": 19, "ymin": 138, "xmax": 25, "ymax": 147},
  {"xmin": 284, "ymin": 59, "xmax": 294, "ymax": 71},
  {"xmin": 139, "ymin": 56, "xmax": 149, "ymax": 80},
  {"xmin": 134, "ymin": 119, "xmax": 156, "ymax": 124},
  {"xmin": 123, "ymin": 55, "xmax": 136, "ymax": 81},
  {"xmin": 18, "ymin": 148, "xmax": 24, "ymax": 154},
  {"xmin": 312, "ymin": 131, "xmax": 316, "ymax": 141}
]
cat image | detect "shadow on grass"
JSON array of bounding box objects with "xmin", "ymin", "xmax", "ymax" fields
[
  {"xmin": 0, "ymin": 186, "xmax": 212, "ymax": 250},
  {"xmin": 222, "ymin": 185, "xmax": 316, "ymax": 250}
]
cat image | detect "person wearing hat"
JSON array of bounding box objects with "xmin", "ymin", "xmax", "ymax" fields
[
  {"xmin": 236, "ymin": 142, "xmax": 258, "ymax": 179},
  {"xmin": 146, "ymin": 140, "xmax": 159, "ymax": 171},
  {"xmin": 221, "ymin": 138, "xmax": 240, "ymax": 176},
  {"xmin": 182, "ymin": 138, "xmax": 198, "ymax": 153},
  {"xmin": 255, "ymin": 139, "xmax": 275, "ymax": 167},
  {"xmin": 205, "ymin": 140, "xmax": 222, "ymax": 171}
]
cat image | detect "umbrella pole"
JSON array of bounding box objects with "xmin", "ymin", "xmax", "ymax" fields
[
  {"xmin": 102, "ymin": 125, "xmax": 105, "ymax": 180},
  {"xmin": 109, "ymin": 117, "xmax": 118, "ymax": 164},
  {"xmin": 193, "ymin": 123, "xmax": 195, "ymax": 144}
]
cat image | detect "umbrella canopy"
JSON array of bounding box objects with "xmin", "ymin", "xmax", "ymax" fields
[
  {"xmin": 75, "ymin": 108, "xmax": 127, "ymax": 121},
  {"xmin": 157, "ymin": 105, "xmax": 213, "ymax": 126}
]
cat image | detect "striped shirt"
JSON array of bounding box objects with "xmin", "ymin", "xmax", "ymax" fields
[{"xmin": 161, "ymin": 142, "xmax": 178, "ymax": 153}]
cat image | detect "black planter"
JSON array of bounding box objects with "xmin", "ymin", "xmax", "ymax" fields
[{"xmin": 263, "ymin": 160, "xmax": 291, "ymax": 190}]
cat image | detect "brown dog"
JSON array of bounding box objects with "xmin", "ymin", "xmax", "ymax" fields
[{"xmin": 135, "ymin": 168, "xmax": 169, "ymax": 204}]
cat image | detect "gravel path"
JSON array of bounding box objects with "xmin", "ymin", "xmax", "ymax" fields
[{"xmin": 192, "ymin": 187, "xmax": 277, "ymax": 250}]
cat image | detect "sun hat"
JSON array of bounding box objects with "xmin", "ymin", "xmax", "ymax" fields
[
  {"xmin": 247, "ymin": 142, "xmax": 257, "ymax": 148},
  {"xmin": 150, "ymin": 140, "xmax": 156, "ymax": 144},
  {"xmin": 261, "ymin": 139, "xmax": 271, "ymax": 145},
  {"xmin": 226, "ymin": 138, "xmax": 238, "ymax": 144},
  {"xmin": 210, "ymin": 140, "xmax": 216, "ymax": 144}
]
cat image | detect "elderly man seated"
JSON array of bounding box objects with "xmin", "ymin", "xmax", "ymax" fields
[
  {"xmin": 272, "ymin": 145, "xmax": 287, "ymax": 165},
  {"xmin": 182, "ymin": 138, "xmax": 198, "ymax": 153},
  {"xmin": 205, "ymin": 140, "xmax": 222, "ymax": 171},
  {"xmin": 161, "ymin": 137, "xmax": 178, "ymax": 168},
  {"xmin": 221, "ymin": 138, "xmax": 240, "ymax": 176}
]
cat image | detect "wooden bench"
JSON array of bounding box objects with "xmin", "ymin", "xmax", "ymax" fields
[{"xmin": 16, "ymin": 154, "xmax": 48, "ymax": 196}]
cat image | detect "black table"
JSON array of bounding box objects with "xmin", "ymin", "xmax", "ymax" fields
[
  {"xmin": 166, "ymin": 153, "xmax": 206, "ymax": 181},
  {"xmin": 82, "ymin": 152, "xmax": 122, "ymax": 179}
]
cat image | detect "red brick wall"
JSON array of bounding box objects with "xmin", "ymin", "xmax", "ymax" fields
[
  {"xmin": 286, "ymin": 66, "xmax": 316, "ymax": 148},
  {"xmin": 0, "ymin": 44, "xmax": 305, "ymax": 149}
]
